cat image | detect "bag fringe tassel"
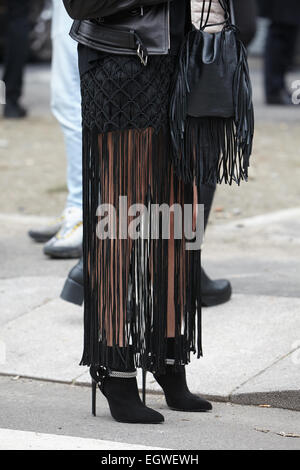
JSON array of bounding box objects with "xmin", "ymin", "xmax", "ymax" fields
[{"xmin": 170, "ymin": 30, "xmax": 254, "ymax": 187}]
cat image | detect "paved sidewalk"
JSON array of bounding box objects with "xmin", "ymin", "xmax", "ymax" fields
[
  {"xmin": 0, "ymin": 208, "xmax": 299, "ymax": 411},
  {"xmin": 1, "ymin": 376, "xmax": 299, "ymax": 450},
  {"xmin": 0, "ymin": 428, "xmax": 166, "ymax": 451}
]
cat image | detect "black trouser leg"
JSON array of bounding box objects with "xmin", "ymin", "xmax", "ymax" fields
[
  {"xmin": 200, "ymin": 183, "xmax": 216, "ymax": 232},
  {"xmin": 265, "ymin": 22, "xmax": 299, "ymax": 98},
  {"xmin": 199, "ymin": 183, "xmax": 232, "ymax": 306},
  {"xmin": 232, "ymin": 0, "xmax": 257, "ymax": 47},
  {"xmin": 2, "ymin": 0, "xmax": 30, "ymax": 104}
]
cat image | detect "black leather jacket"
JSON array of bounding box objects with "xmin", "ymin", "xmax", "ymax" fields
[{"xmin": 63, "ymin": 1, "xmax": 191, "ymax": 65}]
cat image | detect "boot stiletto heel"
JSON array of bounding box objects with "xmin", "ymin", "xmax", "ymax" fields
[
  {"xmin": 92, "ymin": 379, "xmax": 97, "ymax": 416},
  {"xmin": 142, "ymin": 369, "xmax": 147, "ymax": 405}
]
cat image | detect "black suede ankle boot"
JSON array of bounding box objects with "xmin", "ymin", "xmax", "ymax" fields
[
  {"xmin": 90, "ymin": 348, "xmax": 164, "ymax": 424},
  {"xmin": 154, "ymin": 339, "xmax": 212, "ymax": 412},
  {"xmin": 154, "ymin": 365, "xmax": 212, "ymax": 412}
]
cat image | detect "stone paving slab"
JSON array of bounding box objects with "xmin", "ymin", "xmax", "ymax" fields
[
  {"xmin": 0, "ymin": 298, "xmax": 83, "ymax": 382},
  {"xmin": 231, "ymin": 352, "xmax": 300, "ymax": 411},
  {"xmin": 203, "ymin": 208, "xmax": 300, "ymax": 299},
  {"xmin": 203, "ymin": 256, "xmax": 300, "ymax": 299},
  {"xmin": 0, "ymin": 276, "xmax": 64, "ymax": 326},
  {"xmin": 0, "ymin": 429, "xmax": 166, "ymax": 451},
  {"xmin": 233, "ymin": 347, "xmax": 300, "ymax": 395},
  {"xmin": 206, "ymin": 208, "xmax": 300, "ymax": 246},
  {"xmin": 0, "ymin": 214, "xmax": 75, "ymax": 280}
]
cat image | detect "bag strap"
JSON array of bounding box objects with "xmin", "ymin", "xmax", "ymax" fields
[
  {"xmin": 228, "ymin": 0, "xmax": 236, "ymax": 26},
  {"xmin": 199, "ymin": 0, "xmax": 235, "ymax": 31}
]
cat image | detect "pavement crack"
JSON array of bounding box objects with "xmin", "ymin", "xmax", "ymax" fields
[
  {"xmin": 2, "ymin": 297, "xmax": 55, "ymax": 326},
  {"xmin": 230, "ymin": 346, "xmax": 300, "ymax": 397}
]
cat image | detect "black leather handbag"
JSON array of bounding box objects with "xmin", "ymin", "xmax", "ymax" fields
[{"xmin": 170, "ymin": 0, "xmax": 254, "ymax": 186}]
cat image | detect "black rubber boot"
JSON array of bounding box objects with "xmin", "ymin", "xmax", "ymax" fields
[
  {"xmin": 90, "ymin": 348, "xmax": 164, "ymax": 424},
  {"xmin": 154, "ymin": 339, "xmax": 212, "ymax": 412},
  {"xmin": 201, "ymin": 268, "xmax": 232, "ymax": 307},
  {"xmin": 60, "ymin": 257, "xmax": 84, "ymax": 306}
]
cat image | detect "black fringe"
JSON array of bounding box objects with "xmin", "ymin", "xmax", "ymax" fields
[
  {"xmin": 80, "ymin": 126, "xmax": 202, "ymax": 374},
  {"xmin": 233, "ymin": 40, "xmax": 254, "ymax": 180},
  {"xmin": 169, "ymin": 29, "xmax": 254, "ymax": 187}
]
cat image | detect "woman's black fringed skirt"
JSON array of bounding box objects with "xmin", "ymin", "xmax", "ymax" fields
[{"xmin": 79, "ymin": 54, "xmax": 202, "ymax": 374}]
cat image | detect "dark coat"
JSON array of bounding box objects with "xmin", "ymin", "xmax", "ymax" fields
[
  {"xmin": 63, "ymin": 0, "xmax": 188, "ymax": 59},
  {"xmin": 258, "ymin": 0, "xmax": 300, "ymax": 26},
  {"xmin": 63, "ymin": 0, "xmax": 169, "ymax": 20}
]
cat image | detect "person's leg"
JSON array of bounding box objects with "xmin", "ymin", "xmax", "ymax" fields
[
  {"xmin": 199, "ymin": 182, "xmax": 231, "ymax": 307},
  {"xmin": 200, "ymin": 183, "xmax": 216, "ymax": 231},
  {"xmin": 3, "ymin": 0, "xmax": 29, "ymax": 117},
  {"xmin": 282, "ymin": 24, "xmax": 299, "ymax": 80},
  {"xmin": 154, "ymin": 338, "xmax": 212, "ymax": 412},
  {"xmin": 158, "ymin": 180, "xmax": 212, "ymax": 412},
  {"xmin": 79, "ymin": 47, "xmax": 210, "ymax": 419},
  {"xmin": 83, "ymin": 127, "xmax": 166, "ymax": 423},
  {"xmin": 51, "ymin": 0, "xmax": 82, "ymax": 211},
  {"xmin": 232, "ymin": 0, "xmax": 257, "ymax": 47},
  {"xmin": 265, "ymin": 22, "xmax": 287, "ymax": 98},
  {"xmin": 265, "ymin": 22, "xmax": 298, "ymax": 102},
  {"xmin": 29, "ymin": 0, "xmax": 83, "ymax": 254},
  {"xmin": 40, "ymin": 0, "xmax": 83, "ymax": 258}
]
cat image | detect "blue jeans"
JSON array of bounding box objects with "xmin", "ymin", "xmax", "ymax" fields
[{"xmin": 51, "ymin": 0, "xmax": 82, "ymax": 210}]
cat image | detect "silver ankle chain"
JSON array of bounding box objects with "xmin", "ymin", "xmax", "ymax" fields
[
  {"xmin": 165, "ymin": 359, "xmax": 185, "ymax": 366},
  {"xmin": 165, "ymin": 359, "xmax": 175, "ymax": 365},
  {"xmin": 109, "ymin": 370, "xmax": 137, "ymax": 379}
]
